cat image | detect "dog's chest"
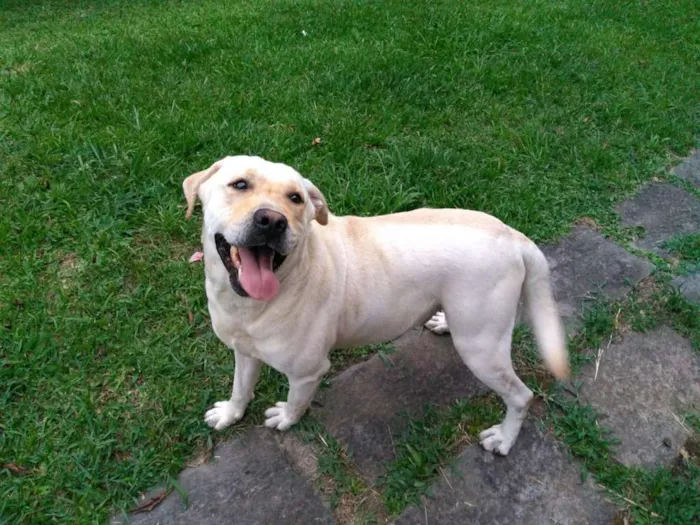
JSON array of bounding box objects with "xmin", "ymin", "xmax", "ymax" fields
[
  {"xmin": 206, "ymin": 286, "xmax": 294, "ymax": 361},
  {"xmin": 210, "ymin": 314, "xmax": 293, "ymax": 365},
  {"xmin": 209, "ymin": 307, "xmax": 265, "ymax": 357}
]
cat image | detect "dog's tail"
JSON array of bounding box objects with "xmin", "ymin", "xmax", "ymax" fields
[{"xmin": 521, "ymin": 241, "xmax": 569, "ymax": 379}]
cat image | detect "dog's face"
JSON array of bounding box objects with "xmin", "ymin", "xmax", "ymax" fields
[{"xmin": 183, "ymin": 156, "xmax": 328, "ymax": 301}]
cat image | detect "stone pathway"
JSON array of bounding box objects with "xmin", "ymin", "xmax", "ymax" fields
[
  {"xmin": 394, "ymin": 424, "xmax": 618, "ymax": 525},
  {"xmin": 115, "ymin": 154, "xmax": 700, "ymax": 524},
  {"xmin": 540, "ymin": 225, "xmax": 654, "ymax": 328},
  {"xmin": 114, "ymin": 430, "xmax": 333, "ymax": 525},
  {"xmin": 578, "ymin": 327, "xmax": 699, "ymax": 468},
  {"xmin": 617, "ymin": 182, "xmax": 700, "ymax": 256}
]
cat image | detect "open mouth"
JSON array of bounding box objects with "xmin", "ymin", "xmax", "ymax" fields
[{"xmin": 214, "ymin": 233, "xmax": 286, "ymax": 301}]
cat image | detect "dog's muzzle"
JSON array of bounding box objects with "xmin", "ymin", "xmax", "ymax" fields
[{"xmin": 214, "ymin": 210, "xmax": 289, "ymax": 301}]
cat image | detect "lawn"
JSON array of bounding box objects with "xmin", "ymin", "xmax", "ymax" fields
[{"xmin": 0, "ymin": 0, "xmax": 698, "ymax": 522}]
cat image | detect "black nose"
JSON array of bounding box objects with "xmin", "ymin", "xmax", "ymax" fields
[{"xmin": 253, "ymin": 208, "xmax": 288, "ymax": 237}]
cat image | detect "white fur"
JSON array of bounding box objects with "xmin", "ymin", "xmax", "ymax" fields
[{"xmin": 188, "ymin": 155, "xmax": 568, "ymax": 456}]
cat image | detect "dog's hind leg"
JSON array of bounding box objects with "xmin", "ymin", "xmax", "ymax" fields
[
  {"xmin": 445, "ymin": 286, "xmax": 533, "ymax": 455},
  {"xmin": 424, "ymin": 310, "xmax": 450, "ymax": 334},
  {"xmin": 453, "ymin": 330, "xmax": 533, "ymax": 455}
]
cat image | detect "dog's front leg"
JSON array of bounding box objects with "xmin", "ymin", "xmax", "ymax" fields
[
  {"xmin": 264, "ymin": 358, "xmax": 330, "ymax": 431},
  {"xmin": 205, "ymin": 349, "xmax": 262, "ymax": 430}
]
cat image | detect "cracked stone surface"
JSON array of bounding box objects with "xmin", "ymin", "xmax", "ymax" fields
[
  {"xmin": 395, "ymin": 423, "xmax": 617, "ymax": 525},
  {"xmin": 579, "ymin": 326, "xmax": 700, "ymax": 467},
  {"xmin": 673, "ymin": 149, "xmax": 700, "ymax": 187},
  {"xmin": 315, "ymin": 328, "xmax": 487, "ymax": 482},
  {"xmin": 617, "ymin": 183, "xmax": 700, "ymax": 255},
  {"xmin": 541, "ymin": 226, "xmax": 654, "ymax": 328},
  {"xmin": 671, "ymin": 272, "xmax": 700, "ymax": 304},
  {"xmin": 113, "ymin": 429, "xmax": 333, "ymax": 525}
]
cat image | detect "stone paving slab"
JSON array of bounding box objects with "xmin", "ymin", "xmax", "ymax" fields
[
  {"xmin": 579, "ymin": 326, "xmax": 700, "ymax": 468},
  {"xmin": 671, "ymin": 272, "xmax": 700, "ymax": 304},
  {"xmin": 114, "ymin": 429, "xmax": 333, "ymax": 525},
  {"xmin": 617, "ymin": 183, "xmax": 700, "ymax": 255},
  {"xmin": 673, "ymin": 149, "xmax": 700, "ymax": 187},
  {"xmin": 541, "ymin": 226, "xmax": 654, "ymax": 327},
  {"xmin": 315, "ymin": 328, "xmax": 487, "ymax": 482},
  {"xmin": 394, "ymin": 423, "xmax": 617, "ymax": 525}
]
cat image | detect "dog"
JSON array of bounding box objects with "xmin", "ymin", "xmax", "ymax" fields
[{"xmin": 183, "ymin": 155, "xmax": 568, "ymax": 456}]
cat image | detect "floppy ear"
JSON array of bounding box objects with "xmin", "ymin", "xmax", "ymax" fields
[
  {"xmin": 182, "ymin": 161, "xmax": 223, "ymax": 219},
  {"xmin": 303, "ymin": 178, "xmax": 329, "ymax": 226}
]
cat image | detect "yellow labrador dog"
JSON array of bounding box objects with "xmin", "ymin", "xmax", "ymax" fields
[{"xmin": 183, "ymin": 155, "xmax": 568, "ymax": 456}]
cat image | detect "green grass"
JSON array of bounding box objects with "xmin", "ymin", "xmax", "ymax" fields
[
  {"xmin": 663, "ymin": 233, "xmax": 700, "ymax": 274},
  {"xmin": 549, "ymin": 396, "xmax": 699, "ymax": 524},
  {"xmin": 377, "ymin": 396, "xmax": 502, "ymax": 515},
  {"xmin": 617, "ymin": 281, "xmax": 700, "ymax": 352},
  {"xmin": 664, "ymin": 234, "xmax": 700, "ymax": 263},
  {"xmin": 294, "ymin": 417, "xmax": 387, "ymax": 524},
  {"xmin": 294, "ymin": 418, "xmax": 368, "ymax": 508},
  {"xmin": 329, "ymin": 342, "xmax": 395, "ymax": 376},
  {"xmin": 1, "ymin": 0, "xmax": 699, "ymax": 522}
]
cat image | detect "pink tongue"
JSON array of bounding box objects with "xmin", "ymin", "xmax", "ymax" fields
[{"xmin": 238, "ymin": 247, "xmax": 280, "ymax": 301}]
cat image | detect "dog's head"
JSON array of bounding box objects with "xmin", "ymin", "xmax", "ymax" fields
[{"xmin": 183, "ymin": 156, "xmax": 328, "ymax": 301}]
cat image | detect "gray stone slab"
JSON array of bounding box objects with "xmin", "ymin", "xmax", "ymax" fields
[
  {"xmin": 671, "ymin": 272, "xmax": 700, "ymax": 304},
  {"xmin": 673, "ymin": 149, "xmax": 700, "ymax": 187},
  {"xmin": 617, "ymin": 183, "xmax": 700, "ymax": 255},
  {"xmin": 315, "ymin": 328, "xmax": 487, "ymax": 482},
  {"xmin": 541, "ymin": 226, "xmax": 654, "ymax": 327},
  {"xmin": 580, "ymin": 326, "xmax": 700, "ymax": 468},
  {"xmin": 394, "ymin": 423, "xmax": 617, "ymax": 525},
  {"xmin": 113, "ymin": 429, "xmax": 333, "ymax": 525}
]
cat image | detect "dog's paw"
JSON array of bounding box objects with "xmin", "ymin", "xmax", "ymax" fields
[
  {"xmin": 264, "ymin": 401, "xmax": 297, "ymax": 431},
  {"xmin": 425, "ymin": 311, "xmax": 450, "ymax": 335},
  {"xmin": 479, "ymin": 424, "xmax": 516, "ymax": 456},
  {"xmin": 204, "ymin": 400, "xmax": 244, "ymax": 430}
]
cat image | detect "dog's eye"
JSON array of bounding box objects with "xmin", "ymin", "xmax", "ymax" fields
[
  {"xmin": 289, "ymin": 193, "xmax": 303, "ymax": 204},
  {"xmin": 230, "ymin": 179, "xmax": 248, "ymax": 190}
]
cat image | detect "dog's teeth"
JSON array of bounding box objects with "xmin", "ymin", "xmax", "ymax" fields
[
  {"xmin": 270, "ymin": 253, "xmax": 275, "ymax": 269},
  {"xmin": 230, "ymin": 247, "xmax": 241, "ymax": 269}
]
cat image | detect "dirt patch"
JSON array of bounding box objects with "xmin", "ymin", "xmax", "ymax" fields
[
  {"xmin": 96, "ymin": 373, "xmax": 146, "ymax": 414},
  {"xmin": 575, "ymin": 216, "xmax": 602, "ymax": 231},
  {"xmin": 671, "ymin": 434, "xmax": 700, "ymax": 474},
  {"xmin": 112, "ymin": 449, "xmax": 134, "ymax": 463},
  {"xmin": 291, "ymin": 432, "xmax": 389, "ymax": 524},
  {"xmin": 57, "ymin": 252, "xmax": 86, "ymax": 290},
  {"xmin": 130, "ymin": 234, "xmax": 194, "ymax": 262},
  {"xmin": 1, "ymin": 63, "xmax": 33, "ymax": 76},
  {"xmin": 611, "ymin": 509, "xmax": 633, "ymax": 525},
  {"xmin": 278, "ymin": 434, "xmax": 320, "ymax": 481},
  {"xmin": 186, "ymin": 441, "xmax": 214, "ymax": 469},
  {"xmin": 335, "ymin": 489, "xmax": 387, "ymax": 525}
]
